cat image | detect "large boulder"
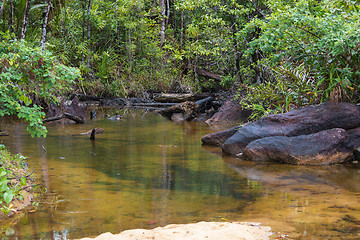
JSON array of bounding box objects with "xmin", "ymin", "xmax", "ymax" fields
[
  {"xmin": 201, "ymin": 126, "xmax": 239, "ymax": 146},
  {"xmin": 242, "ymin": 128, "xmax": 354, "ymax": 165},
  {"xmin": 205, "ymin": 101, "xmax": 251, "ymax": 125},
  {"xmin": 222, "ymin": 102, "xmax": 360, "ymax": 156},
  {"xmin": 45, "ymin": 97, "xmax": 87, "ymax": 123}
]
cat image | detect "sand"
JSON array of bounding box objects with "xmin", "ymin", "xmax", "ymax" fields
[{"xmin": 77, "ymin": 222, "xmax": 273, "ymax": 240}]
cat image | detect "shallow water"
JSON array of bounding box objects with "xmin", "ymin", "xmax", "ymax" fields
[{"xmin": 0, "ymin": 109, "xmax": 359, "ymax": 239}]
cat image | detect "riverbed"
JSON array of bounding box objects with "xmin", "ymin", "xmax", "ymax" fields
[{"xmin": 0, "ymin": 109, "xmax": 359, "ymax": 239}]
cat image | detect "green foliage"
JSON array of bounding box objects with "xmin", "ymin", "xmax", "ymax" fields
[
  {"xmin": 0, "ymin": 32, "xmax": 80, "ymax": 137},
  {"xmin": 0, "ymin": 148, "xmax": 31, "ymax": 214},
  {"xmin": 248, "ymin": 0, "xmax": 360, "ymax": 100},
  {"xmin": 239, "ymin": 63, "xmax": 317, "ymax": 120}
]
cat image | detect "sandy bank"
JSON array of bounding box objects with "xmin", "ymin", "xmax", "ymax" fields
[{"xmin": 77, "ymin": 221, "xmax": 272, "ymax": 240}]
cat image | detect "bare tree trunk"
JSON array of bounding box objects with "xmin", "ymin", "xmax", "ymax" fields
[
  {"xmin": 87, "ymin": 0, "xmax": 91, "ymax": 41},
  {"xmin": 159, "ymin": 0, "xmax": 166, "ymax": 47},
  {"xmin": 82, "ymin": 0, "xmax": 85, "ymax": 42},
  {"xmin": 20, "ymin": 0, "xmax": 32, "ymax": 39},
  {"xmin": 0, "ymin": 0, "xmax": 5, "ymax": 20},
  {"xmin": 165, "ymin": 0, "xmax": 170, "ymax": 27},
  {"xmin": 41, "ymin": 0, "xmax": 52, "ymax": 49},
  {"xmin": 180, "ymin": 10, "xmax": 184, "ymax": 45},
  {"xmin": 87, "ymin": 0, "xmax": 91, "ymax": 67},
  {"xmin": 8, "ymin": 0, "xmax": 14, "ymax": 33}
]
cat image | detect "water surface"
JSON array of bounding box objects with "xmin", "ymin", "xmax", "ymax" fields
[{"xmin": 0, "ymin": 109, "xmax": 359, "ymax": 239}]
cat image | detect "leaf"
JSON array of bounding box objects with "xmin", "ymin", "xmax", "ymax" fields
[
  {"xmin": 30, "ymin": 3, "xmax": 48, "ymax": 11},
  {"xmin": 4, "ymin": 191, "xmax": 14, "ymax": 204},
  {"xmin": 20, "ymin": 177, "xmax": 27, "ymax": 186}
]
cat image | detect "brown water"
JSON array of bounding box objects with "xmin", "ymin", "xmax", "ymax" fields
[{"xmin": 0, "ymin": 109, "xmax": 359, "ymax": 239}]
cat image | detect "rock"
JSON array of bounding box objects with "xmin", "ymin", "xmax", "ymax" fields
[
  {"xmin": 77, "ymin": 222, "xmax": 273, "ymax": 240},
  {"xmin": 45, "ymin": 97, "xmax": 87, "ymax": 124},
  {"xmin": 201, "ymin": 126, "xmax": 240, "ymax": 146},
  {"xmin": 242, "ymin": 128, "xmax": 354, "ymax": 165},
  {"xmin": 222, "ymin": 102, "xmax": 360, "ymax": 156},
  {"xmin": 108, "ymin": 115, "xmax": 122, "ymax": 120},
  {"xmin": 205, "ymin": 101, "xmax": 252, "ymax": 125}
]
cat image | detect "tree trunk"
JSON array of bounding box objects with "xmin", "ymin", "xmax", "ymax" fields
[
  {"xmin": 8, "ymin": 0, "xmax": 14, "ymax": 33},
  {"xmin": 87, "ymin": 0, "xmax": 91, "ymax": 41},
  {"xmin": 180, "ymin": 10, "xmax": 184, "ymax": 44},
  {"xmin": 20, "ymin": 0, "xmax": 31, "ymax": 39},
  {"xmin": 159, "ymin": 0, "xmax": 166, "ymax": 47},
  {"xmin": 165, "ymin": 0, "xmax": 170, "ymax": 27},
  {"xmin": 41, "ymin": 0, "xmax": 52, "ymax": 49},
  {"xmin": 0, "ymin": 0, "xmax": 5, "ymax": 21},
  {"xmin": 87, "ymin": 0, "xmax": 91, "ymax": 67},
  {"xmin": 232, "ymin": 24, "xmax": 241, "ymax": 80}
]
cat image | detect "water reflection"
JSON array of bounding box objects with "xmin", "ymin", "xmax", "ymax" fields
[
  {"xmin": 224, "ymin": 157, "xmax": 360, "ymax": 239},
  {"xmin": 0, "ymin": 110, "xmax": 359, "ymax": 239},
  {"xmin": 0, "ymin": 111, "xmax": 257, "ymax": 239}
]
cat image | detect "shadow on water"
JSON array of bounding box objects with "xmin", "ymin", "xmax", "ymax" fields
[{"xmin": 0, "ymin": 109, "xmax": 359, "ymax": 239}]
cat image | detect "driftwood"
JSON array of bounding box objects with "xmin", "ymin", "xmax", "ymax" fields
[
  {"xmin": 158, "ymin": 97, "xmax": 214, "ymax": 121},
  {"xmin": 80, "ymin": 128, "xmax": 104, "ymax": 135},
  {"xmin": 0, "ymin": 130, "xmax": 9, "ymax": 136},
  {"xmin": 43, "ymin": 112, "xmax": 85, "ymax": 124},
  {"xmin": 195, "ymin": 97, "xmax": 212, "ymax": 110},
  {"xmin": 132, "ymin": 102, "xmax": 177, "ymax": 107},
  {"xmin": 154, "ymin": 93, "xmax": 211, "ymax": 103},
  {"xmin": 158, "ymin": 101, "xmax": 199, "ymax": 121},
  {"xmin": 90, "ymin": 129, "xmax": 96, "ymax": 140}
]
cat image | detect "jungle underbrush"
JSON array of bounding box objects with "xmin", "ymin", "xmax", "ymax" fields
[{"xmin": 0, "ymin": 145, "xmax": 38, "ymax": 219}]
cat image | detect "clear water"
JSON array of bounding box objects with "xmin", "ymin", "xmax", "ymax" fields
[{"xmin": 0, "ymin": 109, "xmax": 359, "ymax": 239}]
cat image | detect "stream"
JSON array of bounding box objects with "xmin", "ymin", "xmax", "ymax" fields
[{"xmin": 0, "ymin": 109, "xmax": 359, "ymax": 239}]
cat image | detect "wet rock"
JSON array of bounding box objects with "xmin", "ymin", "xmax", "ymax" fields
[
  {"xmin": 222, "ymin": 102, "xmax": 360, "ymax": 156},
  {"xmin": 201, "ymin": 126, "xmax": 240, "ymax": 147},
  {"xmin": 242, "ymin": 128, "xmax": 354, "ymax": 165},
  {"xmin": 45, "ymin": 97, "xmax": 87, "ymax": 124},
  {"xmin": 108, "ymin": 115, "xmax": 122, "ymax": 120},
  {"xmin": 205, "ymin": 101, "xmax": 252, "ymax": 125}
]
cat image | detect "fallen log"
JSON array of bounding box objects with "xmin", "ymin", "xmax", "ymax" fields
[
  {"xmin": 195, "ymin": 68, "xmax": 222, "ymax": 82},
  {"xmin": 80, "ymin": 128, "xmax": 104, "ymax": 135},
  {"xmin": 195, "ymin": 97, "xmax": 212, "ymax": 110},
  {"xmin": 158, "ymin": 101, "xmax": 199, "ymax": 121},
  {"xmin": 0, "ymin": 130, "xmax": 9, "ymax": 136},
  {"xmin": 154, "ymin": 93, "xmax": 211, "ymax": 103},
  {"xmin": 63, "ymin": 113, "xmax": 85, "ymax": 124},
  {"xmin": 43, "ymin": 113, "xmax": 85, "ymax": 124},
  {"xmin": 131, "ymin": 102, "xmax": 177, "ymax": 107}
]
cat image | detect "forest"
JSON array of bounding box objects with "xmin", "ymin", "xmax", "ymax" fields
[{"xmin": 0, "ymin": 0, "xmax": 359, "ymax": 137}]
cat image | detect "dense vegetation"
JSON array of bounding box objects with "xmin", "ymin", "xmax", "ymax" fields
[
  {"xmin": 0, "ymin": 144, "xmax": 34, "ymax": 215},
  {"xmin": 0, "ymin": 0, "xmax": 359, "ymax": 126}
]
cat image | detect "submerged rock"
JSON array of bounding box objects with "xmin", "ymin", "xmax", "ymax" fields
[
  {"xmin": 201, "ymin": 126, "xmax": 240, "ymax": 147},
  {"xmin": 242, "ymin": 128, "xmax": 354, "ymax": 165},
  {"xmin": 222, "ymin": 102, "xmax": 360, "ymax": 156}
]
